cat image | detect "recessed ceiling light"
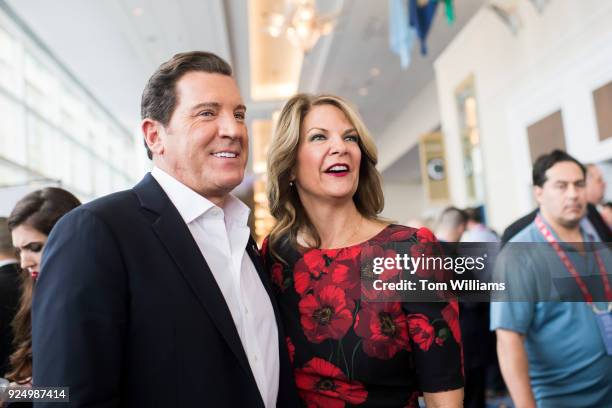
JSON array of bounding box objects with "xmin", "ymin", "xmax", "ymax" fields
[
  {"xmin": 358, "ymin": 87, "xmax": 368, "ymax": 96},
  {"xmin": 370, "ymin": 67, "xmax": 380, "ymax": 77},
  {"xmin": 132, "ymin": 7, "xmax": 144, "ymax": 17}
]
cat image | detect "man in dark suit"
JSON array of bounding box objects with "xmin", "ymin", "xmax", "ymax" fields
[
  {"xmin": 32, "ymin": 52, "xmax": 298, "ymax": 407},
  {"xmin": 0, "ymin": 217, "xmax": 19, "ymax": 377}
]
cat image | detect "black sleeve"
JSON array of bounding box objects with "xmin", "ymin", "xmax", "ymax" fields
[
  {"xmin": 0, "ymin": 264, "xmax": 20, "ymax": 376},
  {"xmin": 501, "ymin": 209, "xmax": 538, "ymax": 246},
  {"xmin": 587, "ymin": 203, "xmax": 612, "ymax": 242},
  {"xmin": 32, "ymin": 208, "xmax": 127, "ymax": 408}
]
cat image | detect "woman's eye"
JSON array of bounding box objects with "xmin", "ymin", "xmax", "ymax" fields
[
  {"xmin": 310, "ymin": 134, "xmax": 326, "ymax": 141},
  {"xmin": 345, "ymin": 135, "xmax": 359, "ymax": 142},
  {"xmin": 27, "ymin": 243, "xmax": 43, "ymax": 253}
]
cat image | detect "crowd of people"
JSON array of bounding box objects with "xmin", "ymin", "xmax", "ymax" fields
[{"xmin": 0, "ymin": 50, "xmax": 610, "ymax": 408}]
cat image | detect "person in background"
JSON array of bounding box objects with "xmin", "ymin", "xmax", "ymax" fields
[
  {"xmin": 0, "ymin": 217, "xmax": 19, "ymax": 378},
  {"xmin": 4, "ymin": 188, "xmax": 80, "ymax": 387},
  {"xmin": 501, "ymin": 157, "xmax": 611, "ymax": 244},
  {"xmin": 491, "ymin": 150, "xmax": 612, "ymax": 407},
  {"xmin": 583, "ymin": 163, "xmax": 611, "ymax": 241},
  {"xmin": 461, "ymin": 207, "xmax": 499, "ymax": 243},
  {"xmin": 434, "ymin": 207, "xmax": 467, "ymax": 243},
  {"xmin": 264, "ymin": 93, "xmax": 464, "ymax": 407},
  {"xmin": 436, "ymin": 206, "xmax": 491, "ymax": 408},
  {"xmin": 601, "ymin": 201, "xmax": 612, "ymax": 229},
  {"xmin": 586, "ymin": 163, "xmax": 606, "ymax": 206}
]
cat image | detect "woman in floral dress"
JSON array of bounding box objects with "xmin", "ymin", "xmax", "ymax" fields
[{"xmin": 263, "ymin": 93, "xmax": 464, "ymax": 408}]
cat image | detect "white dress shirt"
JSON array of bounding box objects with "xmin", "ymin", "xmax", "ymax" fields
[{"xmin": 151, "ymin": 167, "xmax": 279, "ymax": 407}]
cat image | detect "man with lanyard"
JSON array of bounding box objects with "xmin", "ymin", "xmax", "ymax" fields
[{"xmin": 491, "ymin": 150, "xmax": 612, "ymax": 408}]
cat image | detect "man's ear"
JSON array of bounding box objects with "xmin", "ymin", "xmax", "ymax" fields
[
  {"xmin": 142, "ymin": 119, "xmax": 165, "ymax": 157},
  {"xmin": 533, "ymin": 185, "xmax": 544, "ymax": 206}
]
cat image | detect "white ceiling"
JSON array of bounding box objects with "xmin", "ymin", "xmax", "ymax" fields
[
  {"xmin": 5, "ymin": 0, "xmax": 231, "ymax": 130},
  {"xmin": 5, "ymin": 0, "xmax": 484, "ymax": 154}
]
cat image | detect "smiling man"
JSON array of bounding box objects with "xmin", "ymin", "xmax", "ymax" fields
[{"xmin": 31, "ymin": 51, "xmax": 298, "ymax": 407}]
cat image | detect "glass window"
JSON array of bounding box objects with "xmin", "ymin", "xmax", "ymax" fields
[
  {"xmin": 0, "ymin": 8, "xmax": 138, "ymax": 200},
  {"xmin": 0, "ymin": 93, "xmax": 27, "ymax": 165}
]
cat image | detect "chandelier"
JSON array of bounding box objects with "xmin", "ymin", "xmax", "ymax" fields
[{"xmin": 265, "ymin": 0, "xmax": 338, "ymax": 53}]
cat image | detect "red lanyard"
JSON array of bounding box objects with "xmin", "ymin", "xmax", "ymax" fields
[{"xmin": 535, "ymin": 215, "xmax": 612, "ymax": 304}]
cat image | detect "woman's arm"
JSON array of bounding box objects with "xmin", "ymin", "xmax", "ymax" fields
[{"xmin": 423, "ymin": 388, "xmax": 464, "ymax": 407}]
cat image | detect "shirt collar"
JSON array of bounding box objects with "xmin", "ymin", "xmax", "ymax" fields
[
  {"xmin": 535, "ymin": 211, "xmax": 593, "ymax": 245},
  {"xmin": 150, "ymin": 166, "xmax": 250, "ymax": 226}
]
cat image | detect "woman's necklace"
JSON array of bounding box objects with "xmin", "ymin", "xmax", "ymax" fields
[{"xmin": 324, "ymin": 216, "xmax": 364, "ymax": 249}]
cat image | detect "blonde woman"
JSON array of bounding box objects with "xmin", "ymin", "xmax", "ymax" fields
[{"xmin": 262, "ymin": 94, "xmax": 464, "ymax": 408}]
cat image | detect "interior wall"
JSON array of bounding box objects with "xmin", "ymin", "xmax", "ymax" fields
[
  {"xmin": 376, "ymin": 80, "xmax": 440, "ymax": 172},
  {"xmin": 434, "ymin": 0, "xmax": 612, "ymax": 232},
  {"xmin": 380, "ymin": 182, "xmax": 426, "ymax": 227}
]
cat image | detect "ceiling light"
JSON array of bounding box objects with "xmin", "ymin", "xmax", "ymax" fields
[
  {"xmin": 370, "ymin": 67, "xmax": 381, "ymax": 77},
  {"xmin": 132, "ymin": 7, "xmax": 144, "ymax": 17},
  {"xmin": 265, "ymin": 0, "xmax": 339, "ymax": 53},
  {"xmin": 358, "ymin": 87, "xmax": 368, "ymax": 96}
]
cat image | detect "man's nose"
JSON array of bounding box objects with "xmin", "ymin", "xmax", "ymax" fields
[
  {"xmin": 219, "ymin": 113, "xmax": 243, "ymax": 140},
  {"xmin": 566, "ymin": 184, "xmax": 582, "ymax": 199}
]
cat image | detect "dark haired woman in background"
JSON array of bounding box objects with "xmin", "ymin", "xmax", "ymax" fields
[{"xmin": 4, "ymin": 187, "xmax": 80, "ymax": 387}]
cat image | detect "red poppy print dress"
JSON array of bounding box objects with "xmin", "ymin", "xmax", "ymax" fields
[{"xmin": 262, "ymin": 225, "xmax": 464, "ymax": 408}]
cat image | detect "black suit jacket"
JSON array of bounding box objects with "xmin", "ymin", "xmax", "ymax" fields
[
  {"xmin": 0, "ymin": 262, "xmax": 20, "ymax": 377},
  {"xmin": 32, "ymin": 174, "xmax": 299, "ymax": 407},
  {"xmin": 501, "ymin": 204, "xmax": 612, "ymax": 245}
]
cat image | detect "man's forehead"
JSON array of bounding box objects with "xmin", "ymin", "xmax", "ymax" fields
[
  {"xmin": 176, "ymin": 71, "xmax": 243, "ymax": 105},
  {"xmin": 587, "ymin": 165, "xmax": 602, "ymax": 178},
  {"xmin": 545, "ymin": 161, "xmax": 585, "ymax": 182}
]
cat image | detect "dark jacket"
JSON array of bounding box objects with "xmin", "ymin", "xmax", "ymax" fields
[
  {"xmin": 501, "ymin": 204, "xmax": 612, "ymax": 245},
  {"xmin": 32, "ymin": 174, "xmax": 299, "ymax": 407},
  {"xmin": 0, "ymin": 262, "xmax": 20, "ymax": 377}
]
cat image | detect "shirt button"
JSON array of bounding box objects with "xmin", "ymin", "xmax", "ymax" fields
[
  {"xmin": 253, "ymin": 355, "xmax": 258, "ymax": 363},
  {"xmin": 245, "ymin": 307, "xmax": 249, "ymax": 315}
]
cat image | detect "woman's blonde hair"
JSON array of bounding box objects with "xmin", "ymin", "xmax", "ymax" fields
[{"xmin": 266, "ymin": 93, "xmax": 385, "ymax": 262}]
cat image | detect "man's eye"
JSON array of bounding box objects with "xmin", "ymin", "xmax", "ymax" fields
[
  {"xmin": 235, "ymin": 112, "xmax": 246, "ymax": 121},
  {"xmin": 198, "ymin": 111, "xmax": 215, "ymax": 117}
]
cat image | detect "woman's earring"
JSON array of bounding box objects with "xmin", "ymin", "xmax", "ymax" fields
[{"xmin": 289, "ymin": 181, "xmax": 294, "ymax": 187}]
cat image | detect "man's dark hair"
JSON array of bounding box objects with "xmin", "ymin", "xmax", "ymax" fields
[
  {"xmin": 464, "ymin": 207, "xmax": 483, "ymax": 224},
  {"xmin": 532, "ymin": 149, "xmax": 586, "ymax": 187},
  {"xmin": 140, "ymin": 51, "xmax": 233, "ymax": 159}
]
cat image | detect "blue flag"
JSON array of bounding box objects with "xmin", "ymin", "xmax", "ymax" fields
[
  {"xmin": 409, "ymin": 0, "xmax": 439, "ymax": 55},
  {"xmin": 389, "ymin": 0, "xmax": 416, "ymax": 70}
]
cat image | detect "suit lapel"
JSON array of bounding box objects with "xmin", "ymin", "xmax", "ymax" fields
[
  {"xmin": 133, "ymin": 174, "xmax": 255, "ymax": 383},
  {"xmin": 246, "ymin": 237, "xmax": 276, "ymax": 310}
]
